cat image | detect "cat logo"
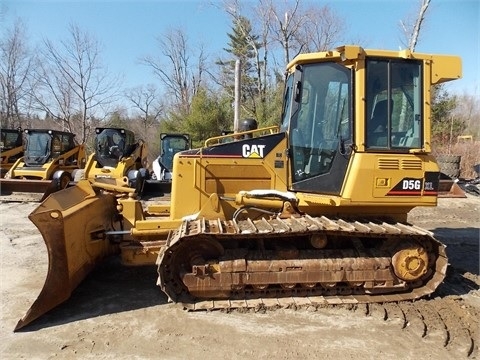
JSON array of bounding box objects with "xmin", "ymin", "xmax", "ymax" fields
[{"xmin": 242, "ymin": 144, "xmax": 266, "ymax": 158}]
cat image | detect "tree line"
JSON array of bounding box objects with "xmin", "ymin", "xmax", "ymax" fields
[{"xmin": 1, "ymin": 0, "xmax": 478, "ymax": 163}]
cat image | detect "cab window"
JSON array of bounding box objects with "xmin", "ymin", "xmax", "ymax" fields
[{"xmin": 366, "ymin": 59, "xmax": 422, "ymax": 149}]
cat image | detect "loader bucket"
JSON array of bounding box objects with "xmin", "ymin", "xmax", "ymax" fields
[
  {"xmin": 15, "ymin": 180, "xmax": 119, "ymax": 331},
  {"xmin": 438, "ymin": 178, "xmax": 467, "ymax": 198},
  {"xmin": 0, "ymin": 178, "xmax": 60, "ymax": 202}
]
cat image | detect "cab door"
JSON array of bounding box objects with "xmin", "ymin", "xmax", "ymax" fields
[{"xmin": 288, "ymin": 62, "xmax": 353, "ymax": 195}]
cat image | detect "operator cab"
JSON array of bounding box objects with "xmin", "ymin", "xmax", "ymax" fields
[
  {"xmin": 1, "ymin": 128, "xmax": 24, "ymax": 165},
  {"xmin": 283, "ymin": 54, "xmax": 424, "ymax": 195},
  {"xmin": 151, "ymin": 133, "xmax": 191, "ymax": 181},
  {"xmin": 95, "ymin": 128, "xmax": 136, "ymax": 168},
  {"xmin": 23, "ymin": 129, "xmax": 76, "ymax": 166},
  {"xmin": 159, "ymin": 133, "xmax": 191, "ymax": 172},
  {"xmin": 1, "ymin": 128, "xmax": 23, "ymax": 151}
]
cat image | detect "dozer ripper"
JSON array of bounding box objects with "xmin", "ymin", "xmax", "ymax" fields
[
  {"xmin": 15, "ymin": 45, "xmax": 461, "ymax": 331},
  {"xmin": 0, "ymin": 128, "xmax": 24, "ymax": 178},
  {"xmin": 74, "ymin": 127, "xmax": 148, "ymax": 194},
  {"xmin": 1, "ymin": 129, "xmax": 86, "ymax": 202}
]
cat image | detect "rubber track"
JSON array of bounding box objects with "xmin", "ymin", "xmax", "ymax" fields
[{"xmin": 158, "ymin": 215, "xmax": 448, "ymax": 310}]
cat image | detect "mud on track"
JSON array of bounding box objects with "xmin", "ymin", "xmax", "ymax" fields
[{"xmin": 0, "ymin": 196, "xmax": 478, "ymax": 359}]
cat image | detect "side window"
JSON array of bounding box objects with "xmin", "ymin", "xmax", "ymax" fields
[
  {"xmin": 61, "ymin": 135, "xmax": 71, "ymax": 153},
  {"xmin": 52, "ymin": 135, "xmax": 62, "ymax": 156},
  {"xmin": 366, "ymin": 60, "xmax": 422, "ymax": 149}
]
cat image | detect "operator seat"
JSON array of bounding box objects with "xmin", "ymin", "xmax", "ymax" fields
[
  {"xmin": 291, "ymin": 128, "xmax": 307, "ymax": 180},
  {"xmin": 368, "ymin": 99, "xmax": 393, "ymax": 147}
]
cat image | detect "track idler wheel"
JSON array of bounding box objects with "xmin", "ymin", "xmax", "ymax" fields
[
  {"xmin": 391, "ymin": 245, "xmax": 429, "ymax": 281},
  {"xmin": 158, "ymin": 237, "xmax": 225, "ymax": 301}
]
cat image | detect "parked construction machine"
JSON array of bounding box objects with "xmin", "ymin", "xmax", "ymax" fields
[
  {"xmin": 0, "ymin": 128, "xmax": 24, "ymax": 177},
  {"xmin": 1, "ymin": 129, "xmax": 86, "ymax": 202},
  {"xmin": 146, "ymin": 133, "xmax": 191, "ymax": 193},
  {"xmin": 74, "ymin": 127, "xmax": 148, "ymax": 194},
  {"xmin": 15, "ymin": 45, "xmax": 462, "ymax": 331}
]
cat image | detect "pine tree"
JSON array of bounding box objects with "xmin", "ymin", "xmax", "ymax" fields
[{"xmin": 217, "ymin": 16, "xmax": 263, "ymax": 121}]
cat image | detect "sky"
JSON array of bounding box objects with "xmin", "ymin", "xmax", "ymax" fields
[{"xmin": 2, "ymin": 0, "xmax": 479, "ymax": 101}]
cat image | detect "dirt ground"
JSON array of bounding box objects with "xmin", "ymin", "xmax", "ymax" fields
[{"xmin": 0, "ymin": 195, "xmax": 479, "ymax": 360}]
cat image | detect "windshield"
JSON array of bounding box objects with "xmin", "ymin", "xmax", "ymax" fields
[
  {"xmin": 289, "ymin": 62, "xmax": 351, "ymax": 182},
  {"xmin": 161, "ymin": 135, "xmax": 190, "ymax": 171},
  {"xmin": 95, "ymin": 129, "xmax": 127, "ymax": 167},
  {"xmin": 366, "ymin": 59, "xmax": 422, "ymax": 149},
  {"xmin": 24, "ymin": 133, "xmax": 51, "ymax": 166}
]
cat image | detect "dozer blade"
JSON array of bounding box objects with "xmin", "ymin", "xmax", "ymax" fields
[
  {"xmin": 15, "ymin": 180, "xmax": 119, "ymax": 331},
  {"xmin": 0, "ymin": 178, "xmax": 60, "ymax": 202}
]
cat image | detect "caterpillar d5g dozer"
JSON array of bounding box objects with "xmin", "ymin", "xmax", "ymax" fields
[
  {"xmin": 1, "ymin": 129, "xmax": 87, "ymax": 202},
  {"xmin": 15, "ymin": 45, "xmax": 462, "ymax": 331},
  {"xmin": 0, "ymin": 128, "xmax": 24, "ymax": 178},
  {"xmin": 74, "ymin": 127, "xmax": 148, "ymax": 195}
]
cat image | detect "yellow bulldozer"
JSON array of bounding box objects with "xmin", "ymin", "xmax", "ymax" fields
[
  {"xmin": 0, "ymin": 128, "xmax": 24, "ymax": 177},
  {"xmin": 1, "ymin": 129, "xmax": 86, "ymax": 202},
  {"xmin": 73, "ymin": 127, "xmax": 149, "ymax": 194},
  {"xmin": 15, "ymin": 45, "xmax": 462, "ymax": 331}
]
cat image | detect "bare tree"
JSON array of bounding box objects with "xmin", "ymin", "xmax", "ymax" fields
[
  {"xmin": 0, "ymin": 19, "xmax": 33, "ymax": 128},
  {"xmin": 264, "ymin": 0, "xmax": 303, "ymax": 66},
  {"xmin": 400, "ymin": 0, "xmax": 431, "ymax": 52},
  {"xmin": 222, "ymin": 0, "xmax": 345, "ymax": 75},
  {"xmin": 30, "ymin": 23, "xmax": 119, "ymax": 142},
  {"xmin": 215, "ymin": 0, "xmax": 344, "ymax": 124},
  {"xmin": 298, "ymin": 4, "xmax": 345, "ymax": 53},
  {"xmin": 125, "ymin": 84, "xmax": 163, "ymax": 133},
  {"xmin": 398, "ymin": 0, "xmax": 431, "ymax": 130},
  {"xmin": 141, "ymin": 28, "xmax": 207, "ymax": 114},
  {"xmin": 262, "ymin": 0, "xmax": 344, "ymax": 66},
  {"xmin": 454, "ymin": 92, "xmax": 480, "ymax": 138}
]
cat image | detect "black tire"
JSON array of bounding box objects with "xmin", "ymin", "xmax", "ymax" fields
[
  {"xmin": 440, "ymin": 169, "xmax": 460, "ymax": 179},
  {"xmin": 72, "ymin": 169, "xmax": 85, "ymax": 182},
  {"xmin": 59, "ymin": 173, "xmax": 72, "ymax": 189},
  {"xmin": 437, "ymin": 154, "xmax": 461, "ymax": 179},
  {"xmin": 436, "ymin": 154, "xmax": 461, "ymax": 164},
  {"xmin": 134, "ymin": 168, "xmax": 147, "ymax": 195}
]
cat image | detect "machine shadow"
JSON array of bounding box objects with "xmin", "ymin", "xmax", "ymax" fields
[
  {"xmin": 432, "ymin": 227, "xmax": 479, "ymax": 297},
  {"xmin": 19, "ymin": 227, "xmax": 479, "ymax": 331},
  {"xmin": 19, "ymin": 257, "xmax": 166, "ymax": 332}
]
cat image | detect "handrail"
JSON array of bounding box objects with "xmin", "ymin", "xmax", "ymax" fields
[{"xmin": 204, "ymin": 125, "xmax": 280, "ymax": 147}]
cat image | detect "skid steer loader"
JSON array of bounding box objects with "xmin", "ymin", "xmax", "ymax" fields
[
  {"xmin": 1, "ymin": 129, "xmax": 86, "ymax": 202},
  {"xmin": 145, "ymin": 133, "xmax": 191, "ymax": 194},
  {"xmin": 15, "ymin": 45, "xmax": 462, "ymax": 331},
  {"xmin": 0, "ymin": 128, "xmax": 24, "ymax": 177},
  {"xmin": 72, "ymin": 127, "xmax": 148, "ymax": 195}
]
